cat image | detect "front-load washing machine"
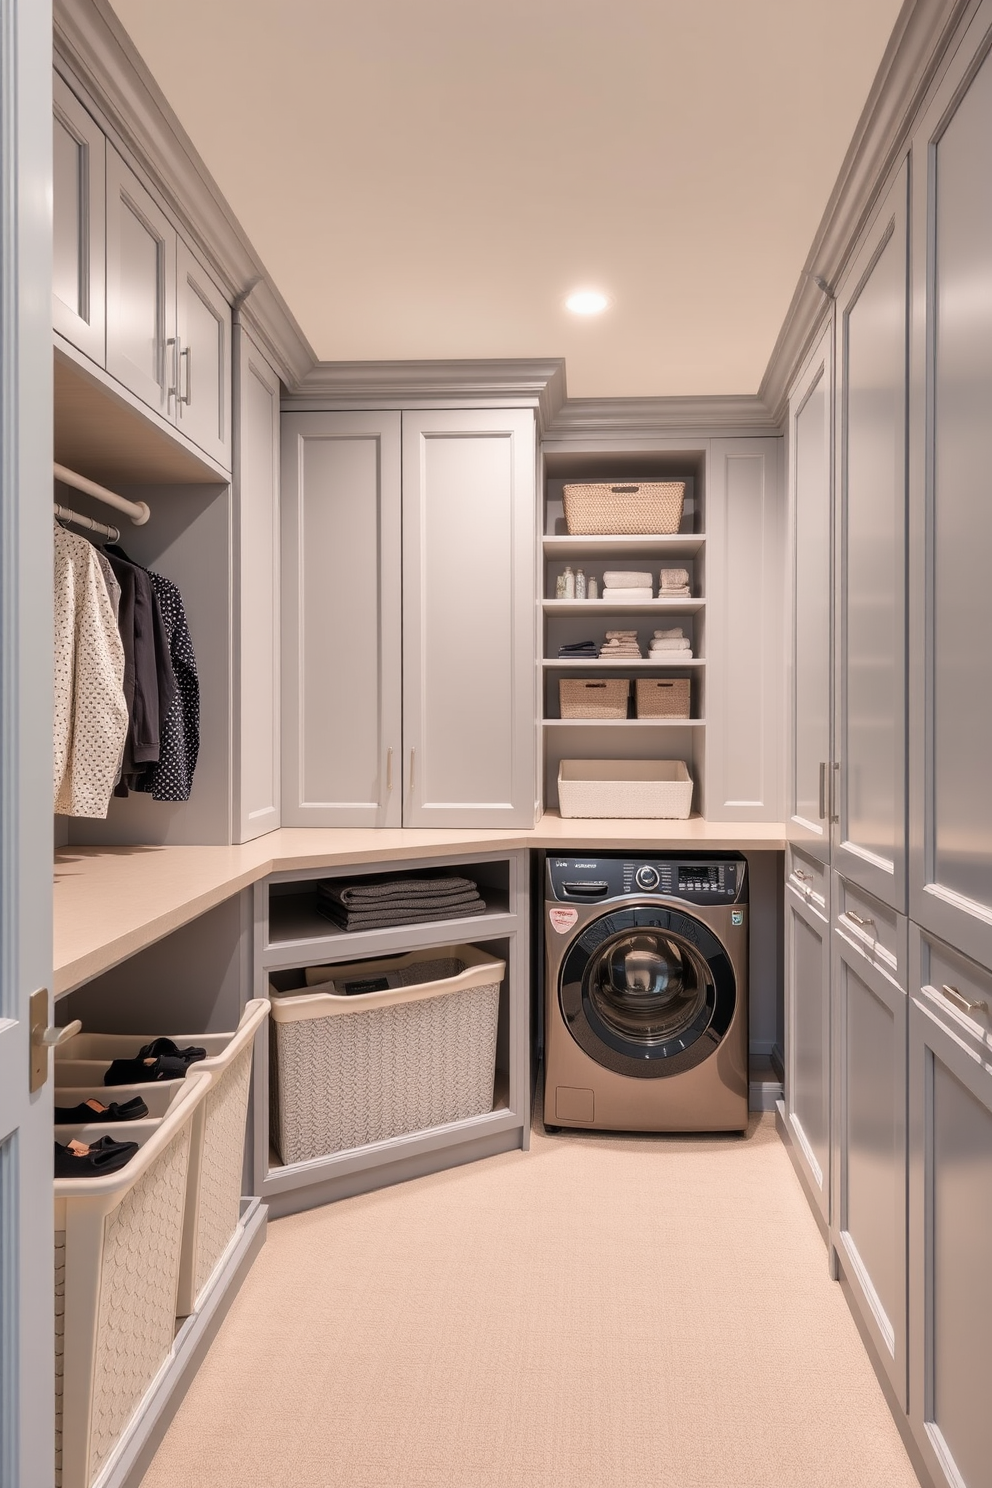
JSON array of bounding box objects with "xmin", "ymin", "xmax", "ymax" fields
[{"xmin": 544, "ymin": 853, "xmax": 748, "ymax": 1132}]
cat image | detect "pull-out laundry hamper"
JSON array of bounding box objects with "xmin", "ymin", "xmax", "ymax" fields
[
  {"xmin": 269, "ymin": 946, "xmax": 505, "ymax": 1164},
  {"xmin": 55, "ymin": 1071, "xmax": 211, "ymax": 1488},
  {"xmin": 54, "ymin": 999, "xmax": 270, "ymax": 1318}
]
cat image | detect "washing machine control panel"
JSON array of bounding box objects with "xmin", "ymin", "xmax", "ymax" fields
[{"xmin": 548, "ymin": 854, "xmax": 746, "ymax": 906}]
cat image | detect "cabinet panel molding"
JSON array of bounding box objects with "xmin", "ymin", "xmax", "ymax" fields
[
  {"xmin": 52, "ymin": 73, "xmax": 106, "ymax": 364},
  {"xmin": 106, "ymin": 144, "xmax": 176, "ymax": 418},
  {"xmin": 784, "ymin": 877, "xmax": 831, "ymax": 1226},
  {"xmin": 177, "ymin": 239, "xmax": 232, "ymax": 470},
  {"xmin": 706, "ymin": 438, "xmax": 783, "ymax": 821}
]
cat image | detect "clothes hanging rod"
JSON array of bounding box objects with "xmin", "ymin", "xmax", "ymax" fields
[
  {"xmin": 54, "ymin": 503, "xmax": 121, "ymax": 544},
  {"xmin": 53, "ymin": 462, "xmax": 151, "ymax": 525}
]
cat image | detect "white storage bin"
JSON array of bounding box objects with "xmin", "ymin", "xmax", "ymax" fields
[
  {"xmin": 269, "ymin": 946, "xmax": 505, "ymax": 1165},
  {"xmin": 557, "ymin": 758, "xmax": 694, "ymax": 819},
  {"xmin": 55, "ymin": 1071, "xmax": 211, "ymax": 1488},
  {"xmin": 54, "ymin": 1000, "xmax": 270, "ymax": 1318}
]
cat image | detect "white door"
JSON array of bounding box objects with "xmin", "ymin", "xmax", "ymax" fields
[
  {"xmin": 1, "ymin": 3, "xmax": 58, "ymax": 1482},
  {"xmin": 834, "ymin": 164, "xmax": 909, "ymax": 911},
  {"xmin": 106, "ymin": 144, "xmax": 176, "ymax": 418},
  {"xmin": 176, "ymin": 239, "xmax": 232, "ymax": 469},
  {"xmin": 787, "ymin": 324, "xmax": 834, "ymax": 864},
  {"xmin": 402, "ymin": 408, "xmax": 537, "ymax": 829},
  {"xmin": 909, "ymin": 14, "xmax": 992, "ymax": 971},
  {"xmin": 281, "ymin": 411, "xmax": 403, "ymax": 827}
]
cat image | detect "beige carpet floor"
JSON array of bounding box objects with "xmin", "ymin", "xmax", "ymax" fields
[{"xmin": 143, "ymin": 1112, "xmax": 921, "ymax": 1488}]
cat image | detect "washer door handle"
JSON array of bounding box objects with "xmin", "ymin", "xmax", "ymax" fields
[{"xmin": 562, "ymin": 881, "xmax": 610, "ymax": 897}]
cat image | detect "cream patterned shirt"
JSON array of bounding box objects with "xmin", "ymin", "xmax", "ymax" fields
[{"xmin": 54, "ymin": 523, "xmax": 129, "ymax": 817}]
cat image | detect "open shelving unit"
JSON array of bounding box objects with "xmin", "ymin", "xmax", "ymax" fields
[{"xmin": 542, "ymin": 451, "xmax": 707, "ymax": 814}]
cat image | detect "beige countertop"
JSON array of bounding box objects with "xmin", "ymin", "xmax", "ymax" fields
[{"xmin": 53, "ymin": 815, "xmax": 786, "ymax": 996}]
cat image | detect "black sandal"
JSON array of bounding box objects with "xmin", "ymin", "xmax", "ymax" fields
[
  {"xmin": 104, "ymin": 1037, "xmax": 207, "ymax": 1086},
  {"xmin": 138, "ymin": 1038, "xmax": 206, "ymax": 1064},
  {"xmin": 54, "ymin": 1136, "xmax": 139, "ymax": 1178},
  {"xmin": 54, "ymin": 1096, "xmax": 149, "ymax": 1124}
]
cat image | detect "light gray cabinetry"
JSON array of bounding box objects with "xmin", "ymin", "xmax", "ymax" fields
[
  {"xmin": 176, "ymin": 239, "xmax": 232, "ymax": 470},
  {"xmin": 787, "ymin": 325, "xmax": 833, "ymax": 865},
  {"xmin": 234, "ymin": 326, "xmax": 281, "ymax": 842},
  {"xmin": 784, "ymin": 852, "xmax": 831, "ymax": 1227},
  {"xmin": 909, "ymin": 19, "xmax": 992, "ymax": 972},
  {"xmin": 706, "ymin": 438, "xmax": 784, "ymax": 821},
  {"xmin": 833, "ymin": 165, "xmax": 909, "ymax": 911},
  {"xmin": 909, "ymin": 928, "xmax": 992, "ymax": 1488},
  {"xmin": 402, "ymin": 409, "xmax": 536, "ymax": 828},
  {"xmin": 831, "ymin": 879, "xmax": 908, "ymax": 1407},
  {"xmin": 52, "ymin": 72, "xmax": 105, "ymax": 363},
  {"xmin": 106, "ymin": 143, "xmax": 176, "ymax": 418},
  {"xmin": 281, "ymin": 411, "xmax": 402, "ymax": 828}
]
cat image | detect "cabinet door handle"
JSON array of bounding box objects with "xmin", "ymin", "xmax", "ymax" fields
[
  {"xmin": 180, "ymin": 344, "xmax": 192, "ymax": 407},
  {"xmin": 385, "ymin": 747, "xmax": 393, "ymax": 791},
  {"xmin": 831, "ymin": 761, "xmax": 840, "ymax": 824},
  {"xmin": 940, "ymin": 983, "xmax": 989, "ymax": 1016},
  {"xmin": 409, "ymin": 747, "xmax": 415, "ymax": 791},
  {"xmin": 843, "ymin": 910, "xmax": 875, "ymax": 931},
  {"xmin": 818, "ymin": 762, "xmax": 827, "ymax": 821},
  {"xmin": 793, "ymin": 868, "xmax": 811, "ymax": 883},
  {"xmin": 167, "ymin": 336, "xmax": 179, "ymax": 406}
]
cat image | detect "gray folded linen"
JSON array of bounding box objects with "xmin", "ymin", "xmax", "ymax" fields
[
  {"xmin": 316, "ymin": 898, "xmax": 486, "ymax": 931},
  {"xmin": 319, "ymin": 875, "xmax": 479, "ymax": 906}
]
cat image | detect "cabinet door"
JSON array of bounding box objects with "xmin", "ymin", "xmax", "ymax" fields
[
  {"xmin": 787, "ymin": 325, "xmax": 834, "ymax": 865},
  {"xmin": 706, "ymin": 437, "xmax": 784, "ymax": 821},
  {"xmin": 401, "ymin": 408, "xmax": 537, "ymax": 828},
  {"xmin": 52, "ymin": 74, "xmax": 105, "ymax": 364},
  {"xmin": 832, "ymin": 902, "xmax": 908, "ymax": 1406},
  {"xmin": 785, "ymin": 875, "xmax": 831, "ymax": 1227},
  {"xmin": 234, "ymin": 326, "xmax": 280, "ymax": 842},
  {"xmin": 106, "ymin": 144, "xmax": 176, "ymax": 417},
  {"xmin": 910, "ymin": 18, "xmax": 992, "ymax": 970},
  {"xmin": 834, "ymin": 165, "xmax": 909, "ymax": 911},
  {"xmin": 281, "ymin": 411, "xmax": 402, "ymax": 827},
  {"xmin": 909, "ymin": 928, "xmax": 992, "ymax": 1488},
  {"xmin": 176, "ymin": 239, "xmax": 232, "ymax": 469}
]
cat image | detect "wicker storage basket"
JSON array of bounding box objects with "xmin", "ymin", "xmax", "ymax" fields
[
  {"xmin": 557, "ymin": 758, "xmax": 694, "ymax": 819},
  {"xmin": 55, "ymin": 1001, "xmax": 270, "ymax": 1319},
  {"xmin": 268, "ymin": 945, "xmax": 505, "ymax": 1164},
  {"xmin": 559, "ymin": 677, "xmax": 629, "ymax": 719},
  {"xmin": 635, "ymin": 677, "xmax": 691, "ymax": 718},
  {"xmin": 54, "ymin": 1071, "xmax": 211, "ymax": 1488},
  {"xmin": 562, "ymin": 481, "xmax": 686, "ymax": 535}
]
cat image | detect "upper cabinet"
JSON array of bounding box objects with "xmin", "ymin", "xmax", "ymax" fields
[
  {"xmin": 281, "ymin": 407, "xmax": 537, "ymax": 830},
  {"xmin": 53, "ymin": 77, "xmax": 233, "ymax": 473},
  {"xmin": 52, "ymin": 74, "xmax": 106, "ymax": 363},
  {"xmin": 787, "ymin": 324, "xmax": 833, "ymax": 864},
  {"xmin": 833, "ymin": 165, "xmax": 909, "ymax": 910},
  {"xmin": 909, "ymin": 23, "xmax": 992, "ymax": 973}
]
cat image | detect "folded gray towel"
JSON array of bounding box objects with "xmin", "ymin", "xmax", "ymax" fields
[
  {"xmin": 321, "ymin": 875, "xmax": 479, "ymax": 906},
  {"xmin": 316, "ymin": 899, "xmax": 486, "ymax": 931}
]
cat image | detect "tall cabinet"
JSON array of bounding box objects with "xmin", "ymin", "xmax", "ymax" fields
[{"xmin": 281, "ymin": 406, "xmax": 537, "ymax": 829}]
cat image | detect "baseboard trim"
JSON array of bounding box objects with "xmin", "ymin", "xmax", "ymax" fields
[{"xmin": 774, "ymin": 1099, "xmax": 828, "ymax": 1245}]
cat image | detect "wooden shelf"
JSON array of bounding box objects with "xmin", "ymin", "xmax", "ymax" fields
[
  {"xmin": 543, "ymin": 718, "xmax": 706, "ymax": 728},
  {"xmin": 543, "ymin": 598, "xmax": 705, "ymax": 615},
  {"xmin": 543, "ymin": 657, "xmax": 704, "ymax": 668},
  {"xmin": 542, "ymin": 533, "xmax": 705, "ymax": 558}
]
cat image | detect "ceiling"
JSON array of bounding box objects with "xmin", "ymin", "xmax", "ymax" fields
[{"xmin": 110, "ymin": 0, "xmax": 905, "ymax": 399}]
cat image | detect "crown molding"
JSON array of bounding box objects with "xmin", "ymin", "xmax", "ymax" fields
[
  {"xmin": 545, "ymin": 394, "xmax": 779, "ymax": 441},
  {"xmin": 759, "ymin": 0, "xmax": 976, "ymax": 423},
  {"xmin": 286, "ymin": 358, "xmax": 569, "ymax": 428},
  {"xmin": 53, "ymin": 0, "xmax": 314, "ymax": 388}
]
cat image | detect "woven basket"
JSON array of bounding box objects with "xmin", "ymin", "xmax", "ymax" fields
[
  {"xmin": 559, "ymin": 677, "xmax": 629, "ymax": 719},
  {"xmin": 562, "ymin": 481, "xmax": 686, "ymax": 535},
  {"xmin": 268, "ymin": 947, "xmax": 504, "ymax": 1164},
  {"xmin": 635, "ymin": 678, "xmax": 691, "ymax": 718},
  {"xmin": 557, "ymin": 759, "xmax": 693, "ymax": 819}
]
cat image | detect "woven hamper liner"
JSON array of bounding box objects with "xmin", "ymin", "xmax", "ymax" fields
[
  {"xmin": 559, "ymin": 677, "xmax": 629, "ymax": 719},
  {"xmin": 635, "ymin": 677, "xmax": 691, "ymax": 718},
  {"xmin": 562, "ymin": 480, "xmax": 686, "ymax": 535},
  {"xmin": 268, "ymin": 945, "xmax": 505, "ymax": 1165},
  {"xmin": 557, "ymin": 758, "xmax": 693, "ymax": 819}
]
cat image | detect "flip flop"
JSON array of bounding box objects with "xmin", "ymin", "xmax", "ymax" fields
[
  {"xmin": 137, "ymin": 1038, "xmax": 206, "ymax": 1065},
  {"xmin": 54, "ymin": 1136, "xmax": 139, "ymax": 1178},
  {"xmin": 104, "ymin": 1053, "xmax": 191, "ymax": 1085},
  {"xmin": 54, "ymin": 1096, "xmax": 149, "ymax": 1124}
]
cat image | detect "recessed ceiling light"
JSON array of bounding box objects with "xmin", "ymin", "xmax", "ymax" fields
[{"xmin": 565, "ymin": 289, "xmax": 611, "ymax": 315}]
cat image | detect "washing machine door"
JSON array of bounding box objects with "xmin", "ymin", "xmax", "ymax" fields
[{"xmin": 558, "ymin": 906, "xmax": 738, "ymax": 1078}]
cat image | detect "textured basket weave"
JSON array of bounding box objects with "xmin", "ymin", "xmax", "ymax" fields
[
  {"xmin": 269, "ymin": 947, "xmax": 504, "ymax": 1164},
  {"xmin": 557, "ymin": 758, "xmax": 693, "ymax": 819},
  {"xmin": 562, "ymin": 481, "xmax": 686, "ymax": 535},
  {"xmin": 559, "ymin": 677, "xmax": 629, "ymax": 719},
  {"xmin": 635, "ymin": 677, "xmax": 691, "ymax": 718}
]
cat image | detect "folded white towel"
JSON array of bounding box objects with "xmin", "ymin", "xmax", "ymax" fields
[
  {"xmin": 605, "ymin": 629, "xmax": 638, "ymax": 640},
  {"xmin": 660, "ymin": 568, "xmax": 690, "ymax": 589},
  {"xmin": 603, "ymin": 587, "xmax": 654, "ymax": 601},
  {"xmin": 649, "ymin": 652, "xmax": 694, "ymax": 661},
  {"xmin": 654, "ymin": 627, "xmax": 685, "ymax": 639},
  {"xmin": 650, "ymin": 640, "xmax": 691, "ymax": 652},
  {"xmin": 603, "ymin": 570, "xmax": 653, "ymax": 589},
  {"xmin": 657, "ymin": 587, "xmax": 690, "ymax": 598}
]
